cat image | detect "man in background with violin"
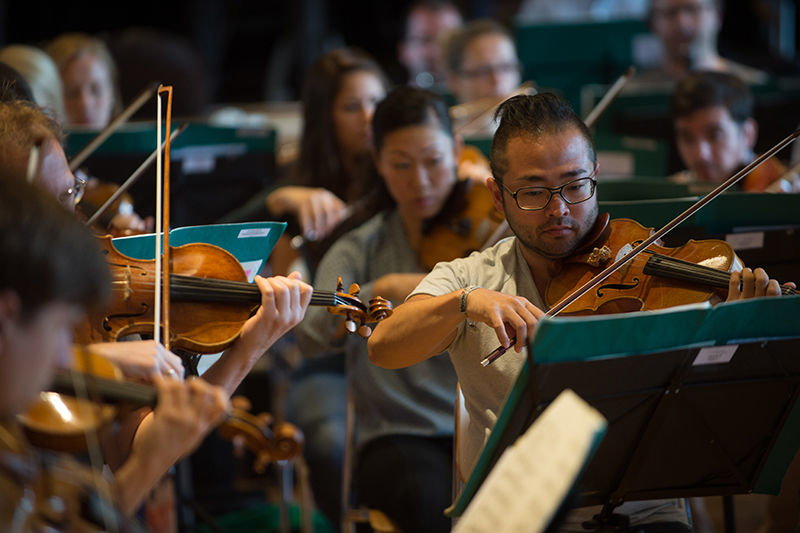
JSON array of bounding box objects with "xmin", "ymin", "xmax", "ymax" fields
[
  {"xmin": 669, "ymin": 70, "xmax": 799, "ymax": 192},
  {"xmin": 368, "ymin": 92, "xmax": 789, "ymax": 531}
]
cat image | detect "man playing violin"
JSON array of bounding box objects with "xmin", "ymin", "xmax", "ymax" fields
[
  {"xmin": 368, "ymin": 92, "xmax": 788, "ymax": 531},
  {"xmin": 669, "ymin": 70, "xmax": 799, "ymax": 192}
]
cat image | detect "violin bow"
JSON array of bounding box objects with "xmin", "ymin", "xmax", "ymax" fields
[
  {"xmin": 154, "ymin": 85, "xmax": 174, "ymax": 350},
  {"xmin": 26, "ymin": 139, "xmax": 43, "ymax": 183},
  {"xmin": 69, "ymin": 82, "xmax": 160, "ymax": 172},
  {"xmin": 583, "ymin": 66, "xmax": 635, "ymax": 129},
  {"xmin": 452, "ymin": 81, "xmax": 537, "ymax": 135},
  {"xmin": 481, "ymin": 129, "xmax": 800, "ymax": 366},
  {"xmin": 85, "ymin": 123, "xmax": 188, "ymax": 227},
  {"xmin": 479, "ymin": 71, "xmax": 635, "ymax": 253}
]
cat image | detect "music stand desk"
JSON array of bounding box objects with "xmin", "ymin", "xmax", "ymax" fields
[{"xmin": 451, "ymin": 296, "xmax": 800, "ymax": 527}]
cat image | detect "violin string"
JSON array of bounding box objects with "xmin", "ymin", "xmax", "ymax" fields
[
  {"xmin": 107, "ymin": 287, "xmax": 345, "ymax": 307},
  {"xmin": 643, "ymin": 252, "xmax": 731, "ymax": 289},
  {"xmin": 54, "ymin": 372, "xmax": 157, "ymax": 406},
  {"xmin": 649, "ymin": 254, "xmax": 798, "ymax": 294},
  {"xmin": 107, "ymin": 279, "xmax": 351, "ymax": 307},
  {"xmin": 108, "ymin": 272, "xmax": 347, "ymax": 297},
  {"xmin": 68, "ymin": 357, "xmax": 119, "ymax": 531}
]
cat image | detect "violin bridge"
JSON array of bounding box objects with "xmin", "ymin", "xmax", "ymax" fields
[{"xmin": 112, "ymin": 265, "xmax": 133, "ymax": 300}]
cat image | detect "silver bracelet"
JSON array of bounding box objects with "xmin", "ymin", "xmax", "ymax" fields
[{"xmin": 460, "ymin": 286, "xmax": 480, "ymax": 313}]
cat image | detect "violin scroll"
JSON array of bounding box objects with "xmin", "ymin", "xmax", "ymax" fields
[
  {"xmin": 330, "ymin": 277, "xmax": 394, "ymax": 338},
  {"xmin": 216, "ymin": 396, "xmax": 304, "ymax": 473}
]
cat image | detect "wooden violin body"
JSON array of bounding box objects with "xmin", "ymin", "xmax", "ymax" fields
[
  {"xmin": 547, "ymin": 218, "xmax": 737, "ymax": 315},
  {"xmin": 419, "ymin": 179, "xmax": 505, "ymax": 270},
  {"xmin": 21, "ymin": 347, "xmax": 305, "ymax": 470},
  {"xmin": 1, "ymin": 420, "xmax": 135, "ymax": 532},
  {"xmin": 87, "ymin": 235, "xmax": 256, "ymax": 353},
  {"xmin": 78, "ymin": 236, "xmax": 393, "ymax": 353},
  {"xmin": 19, "ymin": 348, "xmax": 122, "ymax": 454}
]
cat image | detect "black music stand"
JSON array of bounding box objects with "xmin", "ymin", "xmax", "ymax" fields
[{"xmin": 450, "ymin": 297, "xmax": 800, "ymax": 531}]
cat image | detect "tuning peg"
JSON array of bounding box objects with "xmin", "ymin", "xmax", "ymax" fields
[
  {"xmin": 358, "ymin": 325, "xmax": 372, "ymax": 338},
  {"xmin": 345, "ymin": 319, "xmax": 357, "ymax": 333}
]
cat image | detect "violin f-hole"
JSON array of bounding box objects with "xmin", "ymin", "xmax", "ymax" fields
[
  {"xmin": 596, "ymin": 278, "xmax": 641, "ymax": 297},
  {"xmin": 102, "ymin": 304, "xmax": 150, "ymax": 332}
]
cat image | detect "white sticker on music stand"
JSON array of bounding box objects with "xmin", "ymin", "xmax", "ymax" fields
[
  {"xmin": 725, "ymin": 232, "xmax": 764, "ymax": 250},
  {"xmin": 693, "ymin": 345, "xmax": 738, "ymax": 366},
  {"xmin": 238, "ymin": 228, "xmax": 271, "ymax": 238}
]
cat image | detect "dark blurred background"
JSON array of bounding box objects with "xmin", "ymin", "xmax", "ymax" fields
[{"xmin": 2, "ymin": 0, "xmax": 797, "ymax": 106}]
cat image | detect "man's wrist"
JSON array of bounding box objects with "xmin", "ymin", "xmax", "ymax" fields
[{"xmin": 459, "ymin": 286, "xmax": 480, "ymax": 314}]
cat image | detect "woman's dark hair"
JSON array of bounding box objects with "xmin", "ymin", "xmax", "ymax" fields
[
  {"xmin": 367, "ymin": 85, "xmax": 457, "ymax": 214},
  {"xmin": 372, "ymin": 85, "xmax": 454, "ymax": 152},
  {"xmin": 0, "ymin": 173, "xmax": 110, "ymax": 321},
  {"xmin": 295, "ymin": 47, "xmax": 389, "ymax": 201}
]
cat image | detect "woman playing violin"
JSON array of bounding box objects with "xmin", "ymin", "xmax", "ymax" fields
[
  {"xmin": 223, "ymin": 47, "xmax": 389, "ymax": 259},
  {"xmin": 368, "ymin": 93, "xmax": 790, "ymax": 532},
  {"xmin": 297, "ymin": 86, "xmax": 470, "ymax": 533}
]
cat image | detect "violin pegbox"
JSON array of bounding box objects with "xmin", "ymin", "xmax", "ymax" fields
[{"xmin": 331, "ymin": 276, "xmax": 394, "ymax": 338}]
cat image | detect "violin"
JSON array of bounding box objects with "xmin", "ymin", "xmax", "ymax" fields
[
  {"xmin": 77, "ymin": 178, "xmax": 150, "ymax": 238},
  {"xmin": 419, "ymin": 178, "xmax": 505, "ymax": 270},
  {"xmin": 21, "ymin": 347, "xmax": 304, "ymax": 469},
  {"xmin": 546, "ymin": 217, "xmax": 737, "ymax": 314},
  {"xmin": 741, "ymin": 157, "xmax": 793, "ymax": 192},
  {"xmin": 0, "ymin": 430, "xmax": 138, "ymax": 532},
  {"xmin": 481, "ymin": 216, "xmax": 797, "ymax": 366},
  {"xmin": 4, "ymin": 406, "xmax": 140, "ymax": 532},
  {"xmin": 77, "ymin": 236, "xmax": 393, "ymax": 352},
  {"xmin": 481, "ymin": 129, "xmax": 800, "ymax": 366}
]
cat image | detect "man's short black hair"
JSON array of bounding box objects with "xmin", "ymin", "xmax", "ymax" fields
[
  {"xmin": 0, "ymin": 173, "xmax": 109, "ymax": 321},
  {"xmin": 671, "ymin": 70, "xmax": 753, "ymax": 124},
  {"xmin": 490, "ymin": 92, "xmax": 595, "ymax": 182}
]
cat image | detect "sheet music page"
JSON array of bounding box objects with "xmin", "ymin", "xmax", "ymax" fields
[{"xmin": 454, "ymin": 389, "xmax": 606, "ymax": 533}]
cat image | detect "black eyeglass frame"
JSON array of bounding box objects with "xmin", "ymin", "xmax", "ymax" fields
[{"xmin": 499, "ymin": 175, "xmax": 597, "ymax": 211}]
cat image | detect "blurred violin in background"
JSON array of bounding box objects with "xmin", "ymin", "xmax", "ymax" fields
[{"xmin": 76, "ymin": 176, "xmax": 152, "ymax": 237}]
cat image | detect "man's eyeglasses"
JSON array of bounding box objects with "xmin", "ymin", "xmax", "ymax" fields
[
  {"xmin": 459, "ymin": 62, "xmax": 520, "ymax": 80},
  {"xmin": 60, "ymin": 174, "xmax": 87, "ymax": 207},
  {"xmin": 500, "ymin": 176, "xmax": 597, "ymax": 211}
]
